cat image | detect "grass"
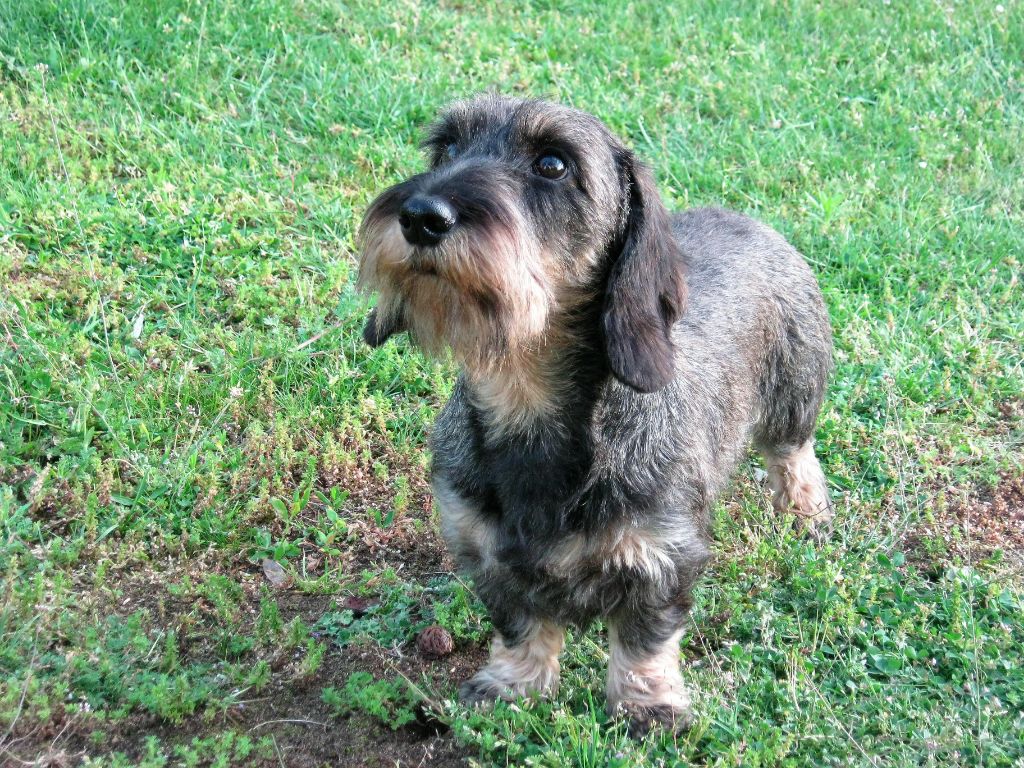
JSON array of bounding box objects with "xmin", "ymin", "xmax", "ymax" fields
[{"xmin": 1, "ymin": 0, "xmax": 1022, "ymax": 765}]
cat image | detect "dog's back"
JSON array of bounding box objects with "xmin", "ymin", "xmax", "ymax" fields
[
  {"xmin": 670, "ymin": 206, "xmax": 832, "ymax": 447},
  {"xmin": 662, "ymin": 206, "xmax": 834, "ymax": 526}
]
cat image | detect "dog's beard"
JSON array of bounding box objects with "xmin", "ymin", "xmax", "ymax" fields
[{"xmin": 358, "ymin": 208, "xmax": 552, "ymax": 374}]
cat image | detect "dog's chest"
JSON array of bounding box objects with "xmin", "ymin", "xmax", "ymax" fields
[
  {"xmin": 457, "ymin": 466, "xmax": 683, "ymax": 624},
  {"xmin": 431, "ymin": 387, "xmax": 696, "ymax": 622},
  {"xmin": 457, "ymin": 424, "xmax": 665, "ymax": 563}
]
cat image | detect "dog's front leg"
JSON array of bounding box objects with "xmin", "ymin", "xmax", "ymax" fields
[
  {"xmin": 459, "ymin": 618, "xmax": 564, "ymax": 706},
  {"xmin": 606, "ymin": 606, "xmax": 693, "ymax": 737}
]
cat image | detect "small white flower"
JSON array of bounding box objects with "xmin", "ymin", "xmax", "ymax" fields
[{"xmin": 919, "ymin": 161, "xmax": 928, "ymax": 168}]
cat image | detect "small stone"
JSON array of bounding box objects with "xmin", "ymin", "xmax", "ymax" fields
[
  {"xmin": 416, "ymin": 625, "xmax": 454, "ymax": 659},
  {"xmin": 261, "ymin": 559, "xmax": 292, "ymax": 589}
]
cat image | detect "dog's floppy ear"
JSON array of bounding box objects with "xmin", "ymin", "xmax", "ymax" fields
[
  {"xmin": 601, "ymin": 149, "xmax": 687, "ymax": 393},
  {"xmin": 362, "ymin": 306, "xmax": 406, "ymax": 347}
]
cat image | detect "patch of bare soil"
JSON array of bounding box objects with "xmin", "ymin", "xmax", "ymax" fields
[
  {"xmin": 23, "ymin": 635, "xmax": 484, "ymax": 768},
  {"xmin": 12, "ymin": 521, "xmax": 483, "ymax": 767},
  {"xmin": 904, "ymin": 471, "xmax": 1024, "ymax": 570}
]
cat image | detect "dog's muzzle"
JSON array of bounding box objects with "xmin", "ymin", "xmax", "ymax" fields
[{"xmin": 399, "ymin": 194, "xmax": 458, "ymax": 246}]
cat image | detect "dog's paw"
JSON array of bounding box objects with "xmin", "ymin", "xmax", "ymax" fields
[
  {"xmin": 458, "ymin": 675, "xmax": 508, "ymax": 708},
  {"xmin": 616, "ymin": 702, "xmax": 694, "ymax": 738},
  {"xmin": 459, "ymin": 668, "xmax": 558, "ymax": 707},
  {"xmin": 800, "ymin": 517, "xmax": 834, "ymax": 543},
  {"xmin": 794, "ymin": 500, "xmax": 835, "ymax": 543}
]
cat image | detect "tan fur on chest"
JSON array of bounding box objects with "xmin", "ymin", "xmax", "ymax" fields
[{"xmin": 465, "ymin": 288, "xmax": 596, "ymax": 438}]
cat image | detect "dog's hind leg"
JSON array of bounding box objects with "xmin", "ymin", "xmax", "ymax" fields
[
  {"xmin": 753, "ymin": 293, "xmax": 834, "ymax": 537},
  {"xmin": 760, "ymin": 439, "xmax": 833, "ymax": 537}
]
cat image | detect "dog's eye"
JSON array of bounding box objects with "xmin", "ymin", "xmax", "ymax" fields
[
  {"xmin": 445, "ymin": 143, "xmax": 459, "ymax": 160},
  {"xmin": 533, "ymin": 153, "xmax": 567, "ymax": 180}
]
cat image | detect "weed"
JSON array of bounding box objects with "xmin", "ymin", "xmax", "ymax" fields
[{"xmin": 323, "ymin": 672, "xmax": 419, "ymax": 730}]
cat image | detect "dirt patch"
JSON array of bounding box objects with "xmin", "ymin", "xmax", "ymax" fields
[
  {"xmin": 6, "ymin": 512, "xmax": 482, "ymax": 767},
  {"xmin": 904, "ymin": 471, "xmax": 1024, "ymax": 570},
  {"xmin": 20, "ymin": 640, "xmax": 484, "ymax": 768},
  {"xmin": 958, "ymin": 472, "xmax": 1024, "ymax": 557}
]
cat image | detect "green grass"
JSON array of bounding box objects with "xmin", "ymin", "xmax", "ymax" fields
[{"xmin": 1, "ymin": 0, "xmax": 1022, "ymax": 765}]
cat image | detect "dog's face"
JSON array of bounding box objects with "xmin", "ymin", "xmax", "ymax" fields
[{"xmin": 358, "ymin": 96, "xmax": 686, "ymax": 392}]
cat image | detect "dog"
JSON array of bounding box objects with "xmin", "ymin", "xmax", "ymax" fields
[{"xmin": 357, "ymin": 96, "xmax": 833, "ymax": 736}]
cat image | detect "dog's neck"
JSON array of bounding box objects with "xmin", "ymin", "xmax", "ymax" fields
[
  {"xmin": 462, "ymin": 305, "xmax": 607, "ymax": 440},
  {"xmin": 465, "ymin": 339, "xmax": 569, "ymax": 438}
]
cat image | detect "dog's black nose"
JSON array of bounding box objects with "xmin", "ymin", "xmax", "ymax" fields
[{"xmin": 398, "ymin": 195, "xmax": 457, "ymax": 246}]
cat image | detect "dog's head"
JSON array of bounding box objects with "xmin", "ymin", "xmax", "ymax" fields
[{"xmin": 358, "ymin": 96, "xmax": 685, "ymax": 392}]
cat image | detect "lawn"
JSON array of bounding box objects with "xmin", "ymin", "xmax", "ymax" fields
[{"xmin": 1, "ymin": 0, "xmax": 1022, "ymax": 766}]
